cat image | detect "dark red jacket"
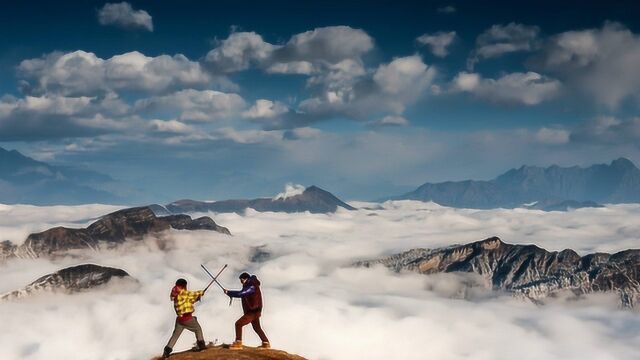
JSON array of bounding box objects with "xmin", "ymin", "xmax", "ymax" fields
[{"xmin": 227, "ymin": 275, "xmax": 263, "ymax": 314}]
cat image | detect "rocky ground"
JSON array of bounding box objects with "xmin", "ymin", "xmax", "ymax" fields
[{"xmin": 150, "ymin": 345, "xmax": 307, "ymax": 360}]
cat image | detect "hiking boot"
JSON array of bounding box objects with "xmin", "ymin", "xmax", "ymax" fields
[
  {"xmin": 258, "ymin": 341, "xmax": 271, "ymax": 349},
  {"xmin": 195, "ymin": 340, "xmax": 207, "ymax": 351},
  {"xmin": 162, "ymin": 346, "xmax": 172, "ymax": 359},
  {"xmin": 229, "ymin": 340, "xmax": 243, "ymax": 350}
]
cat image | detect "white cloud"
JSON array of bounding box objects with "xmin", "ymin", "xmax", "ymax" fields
[
  {"xmin": 417, "ymin": 31, "xmax": 457, "ymax": 57},
  {"xmin": 469, "ymin": 23, "xmax": 540, "ymax": 69},
  {"xmin": 453, "ymin": 71, "xmax": 561, "ymax": 105},
  {"xmin": 204, "ymin": 32, "xmax": 278, "ymax": 73},
  {"xmin": 277, "ymin": 26, "xmax": 374, "ymax": 64},
  {"xmin": 212, "ymin": 127, "xmax": 283, "ymax": 144},
  {"xmin": 242, "ymin": 100, "xmax": 288, "ymax": 119},
  {"xmin": 97, "ymin": 2, "xmax": 153, "ymax": 32},
  {"xmin": 266, "ymin": 61, "xmax": 317, "ymax": 75},
  {"xmin": 134, "ymin": 89, "xmax": 246, "ymax": 122},
  {"xmin": 531, "ymin": 22, "xmax": 640, "ymax": 108},
  {"xmin": 273, "ymin": 183, "xmax": 306, "ymax": 200},
  {"xmin": 0, "ymin": 94, "xmax": 132, "ymax": 141},
  {"xmin": 148, "ymin": 119, "xmax": 195, "ymax": 134},
  {"xmin": 371, "ymin": 115, "xmax": 410, "ymax": 127},
  {"xmin": 288, "ymin": 56, "xmax": 434, "ymax": 127},
  {"xmin": 204, "ymin": 26, "xmax": 373, "ymax": 75},
  {"xmin": 0, "ymin": 202, "xmax": 639, "ymax": 359},
  {"xmin": 374, "ymin": 55, "xmax": 435, "ymax": 96},
  {"xmin": 18, "ymin": 51, "xmax": 211, "ymax": 96}
]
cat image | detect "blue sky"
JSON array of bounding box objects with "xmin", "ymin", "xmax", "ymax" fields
[{"xmin": 1, "ymin": 0, "xmax": 640, "ymax": 202}]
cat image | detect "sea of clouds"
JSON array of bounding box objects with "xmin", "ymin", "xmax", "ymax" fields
[{"xmin": 0, "ymin": 201, "xmax": 639, "ymax": 360}]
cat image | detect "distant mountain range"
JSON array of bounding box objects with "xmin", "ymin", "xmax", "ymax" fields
[
  {"xmin": 163, "ymin": 185, "xmax": 356, "ymax": 214},
  {"xmin": 0, "ymin": 147, "xmax": 133, "ymax": 205},
  {"xmin": 355, "ymin": 237, "xmax": 640, "ymax": 308},
  {"xmin": 393, "ymin": 158, "xmax": 640, "ymax": 210}
]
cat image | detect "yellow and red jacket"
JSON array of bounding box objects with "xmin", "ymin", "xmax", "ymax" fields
[{"xmin": 170, "ymin": 285, "xmax": 203, "ymax": 322}]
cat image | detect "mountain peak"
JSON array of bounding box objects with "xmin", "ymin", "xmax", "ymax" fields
[
  {"xmin": 1, "ymin": 264, "xmax": 134, "ymax": 300},
  {"xmin": 397, "ymin": 157, "xmax": 640, "ymax": 209},
  {"xmin": 610, "ymin": 157, "xmax": 637, "ymax": 169},
  {"xmin": 356, "ymin": 238, "xmax": 639, "ymax": 308},
  {"xmin": 166, "ymin": 185, "xmax": 355, "ymax": 214}
]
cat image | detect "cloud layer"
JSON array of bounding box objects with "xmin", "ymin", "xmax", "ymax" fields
[{"xmin": 0, "ymin": 201, "xmax": 639, "ymax": 359}]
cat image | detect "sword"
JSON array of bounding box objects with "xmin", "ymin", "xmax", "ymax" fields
[
  {"xmin": 201, "ymin": 264, "xmax": 227, "ymax": 293},
  {"xmin": 201, "ymin": 264, "xmax": 233, "ymax": 306}
]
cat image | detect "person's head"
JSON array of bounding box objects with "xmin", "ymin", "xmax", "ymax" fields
[
  {"xmin": 175, "ymin": 278, "xmax": 187, "ymax": 288},
  {"xmin": 239, "ymin": 272, "xmax": 250, "ymax": 284}
]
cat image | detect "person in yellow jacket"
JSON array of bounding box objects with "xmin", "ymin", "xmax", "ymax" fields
[{"xmin": 162, "ymin": 278, "xmax": 207, "ymax": 358}]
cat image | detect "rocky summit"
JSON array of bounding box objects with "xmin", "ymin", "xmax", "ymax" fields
[
  {"xmin": 150, "ymin": 345, "xmax": 307, "ymax": 360},
  {"xmin": 1, "ymin": 264, "xmax": 133, "ymax": 300},
  {"xmin": 166, "ymin": 185, "xmax": 355, "ymax": 214},
  {"xmin": 355, "ymin": 237, "xmax": 640, "ymax": 308},
  {"xmin": 3, "ymin": 206, "xmax": 230, "ymax": 259}
]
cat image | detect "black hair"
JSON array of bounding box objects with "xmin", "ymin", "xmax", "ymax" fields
[
  {"xmin": 175, "ymin": 278, "xmax": 187, "ymax": 287},
  {"xmin": 239, "ymin": 272, "xmax": 250, "ymax": 280}
]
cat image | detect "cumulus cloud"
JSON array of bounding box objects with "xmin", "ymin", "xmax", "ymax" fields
[
  {"xmin": 0, "ymin": 94, "xmax": 132, "ymax": 141},
  {"xmin": 134, "ymin": 89, "xmax": 246, "ymax": 122},
  {"xmin": 530, "ymin": 22, "xmax": 640, "ymax": 108},
  {"xmin": 148, "ymin": 119, "xmax": 195, "ymax": 134},
  {"xmin": 242, "ymin": 100, "xmax": 289, "ymax": 120},
  {"xmin": 103, "ymin": 27, "xmax": 429, "ymax": 129},
  {"xmin": 452, "ymin": 71, "xmax": 561, "ymax": 105},
  {"xmin": 468, "ymin": 23, "xmax": 540, "ymax": 69},
  {"xmin": 204, "ymin": 32, "xmax": 278, "ymax": 73},
  {"xmin": 18, "ymin": 51, "xmax": 211, "ymax": 96},
  {"xmin": 296, "ymin": 55, "xmax": 435, "ymax": 123},
  {"xmin": 273, "ymin": 26, "xmax": 374, "ymax": 65},
  {"xmin": 97, "ymin": 2, "xmax": 153, "ymax": 31},
  {"xmin": 374, "ymin": 56, "xmax": 435, "ymax": 97},
  {"xmin": 204, "ymin": 26, "xmax": 373, "ymax": 76},
  {"xmin": 417, "ymin": 31, "xmax": 457, "ymax": 57},
  {"xmin": 0, "ymin": 202, "xmax": 639, "ymax": 360}
]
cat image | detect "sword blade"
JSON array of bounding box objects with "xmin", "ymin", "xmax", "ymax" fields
[{"xmin": 201, "ymin": 264, "xmax": 227, "ymax": 291}]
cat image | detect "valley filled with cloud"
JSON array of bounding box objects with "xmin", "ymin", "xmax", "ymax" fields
[{"xmin": 1, "ymin": 201, "xmax": 638, "ymax": 360}]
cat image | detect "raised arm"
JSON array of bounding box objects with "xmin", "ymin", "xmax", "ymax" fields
[{"xmin": 226, "ymin": 285, "xmax": 255, "ymax": 298}]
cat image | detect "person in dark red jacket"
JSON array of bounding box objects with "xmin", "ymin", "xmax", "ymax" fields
[{"xmin": 224, "ymin": 272, "xmax": 270, "ymax": 350}]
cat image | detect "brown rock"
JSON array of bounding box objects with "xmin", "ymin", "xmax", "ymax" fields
[{"xmin": 151, "ymin": 345, "xmax": 307, "ymax": 360}]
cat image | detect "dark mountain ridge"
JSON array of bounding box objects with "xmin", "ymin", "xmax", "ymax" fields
[
  {"xmin": 394, "ymin": 158, "xmax": 640, "ymax": 209},
  {"xmin": 1, "ymin": 264, "xmax": 134, "ymax": 300},
  {"xmin": 1, "ymin": 206, "xmax": 230, "ymax": 259},
  {"xmin": 166, "ymin": 185, "xmax": 356, "ymax": 214},
  {"xmin": 355, "ymin": 237, "xmax": 640, "ymax": 308},
  {"xmin": 0, "ymin": 146, "xmax": 130, "ymax": 205}
]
